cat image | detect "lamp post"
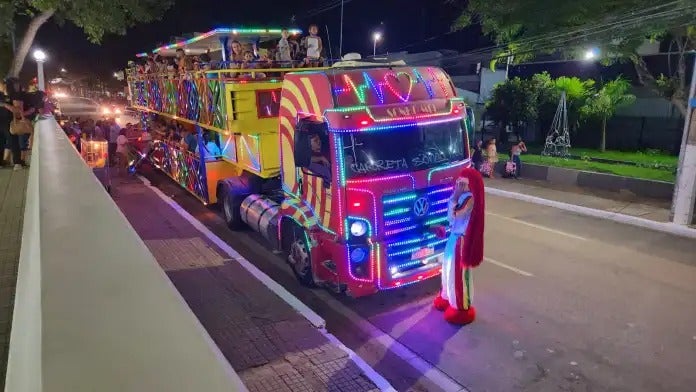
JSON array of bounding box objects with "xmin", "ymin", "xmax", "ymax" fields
[
  {"xmin": 373, "ymin": 32, "xmax": 381, "ymax": 57},
  {"xmin": 32, "ymin": 49, "xmax": 47, "ymax": 91}
]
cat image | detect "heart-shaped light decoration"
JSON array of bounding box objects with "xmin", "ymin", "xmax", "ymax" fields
[{"xmin": 383, "ymin": 72, "xmax": 414, "ymax": 102}]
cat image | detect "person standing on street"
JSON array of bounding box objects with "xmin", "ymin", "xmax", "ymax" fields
[
  {"xmin": 0, "ymin": 81, "xmax": 13, "ymax": 167},
  {"xmin": 108, "ymin": 119, "xmax": 121, "ymax": 166}
]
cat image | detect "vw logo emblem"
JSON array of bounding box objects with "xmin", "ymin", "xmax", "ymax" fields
[{"xmin": 413, "ymin": 197, "xmax": 430, "ymax": 217}]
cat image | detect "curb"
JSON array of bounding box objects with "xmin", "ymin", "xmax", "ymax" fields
[{"xmin": 486, "ymin": 187, "xmax": 696, "ymax": 240}]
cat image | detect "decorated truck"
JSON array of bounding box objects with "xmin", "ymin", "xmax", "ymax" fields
[{"xmin": 128, "ymin": 27, "xmax": 474, "ymax": 297}]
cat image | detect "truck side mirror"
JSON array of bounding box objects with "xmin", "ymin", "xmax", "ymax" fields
[{"xmin": 293, "ymin": 129, "xmax": 311, "ymax": 167}]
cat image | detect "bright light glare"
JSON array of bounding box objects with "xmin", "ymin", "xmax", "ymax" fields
[
  {"xmin": 373, "ymin": 32, "xmax": 381, "ymax": 42},
  {"xmin": 350, "ymin": 221, "xmax": 367, "ymax": 237},
  {"xmin": 53, "ymin": 92, "xmax": 68, "ymax": 98},
  {"xmin": 115, "ymin": 108, "xmax": 122, "ymax": 114},
  {"xmin": 33, "ymin": 49, "xmax": 47, "ymax": 62},
  {"xmin": 584, "ymin": 48, "xmax": 598, "ymax": 60},
  {"xmin": 102, "ymin": 107, "xmax": 111, "ymax": 114}
]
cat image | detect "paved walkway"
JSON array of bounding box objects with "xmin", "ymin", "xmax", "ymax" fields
[
  {"xmin": 0, "ymin": 168, "xmax": 28, "ymax": 389},
  {"xmin": 107, "ymin": 174, "xmax": 380, "ymax": 392},
  {"xmin": 485, "ymin": 177, "xmax": 672, "ymax": 223}
]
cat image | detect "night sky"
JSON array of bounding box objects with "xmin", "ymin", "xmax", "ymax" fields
[{"xmin": 30, "ymin": 0, "xmax": 488, "ymax": 82}]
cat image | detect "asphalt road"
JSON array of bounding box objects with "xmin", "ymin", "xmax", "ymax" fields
[{"xmin": 135, "ymin": 165, "xmax": 696, "ymax": 392}]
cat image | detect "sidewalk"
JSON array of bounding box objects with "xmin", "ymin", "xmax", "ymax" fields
[
  {"xmin": 0, "ymin": 168, "xmax": 28, "ymax": 389},
  {"xmin": 485, "ymin": 177, "xmax": 672, "ymax": 223},
  {"xmin": 108, "ymin": 175, "xmax": 381, "ymax": 392}
]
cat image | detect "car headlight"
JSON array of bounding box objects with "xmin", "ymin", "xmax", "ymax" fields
[{"xmin": 350, "ymin": 221, "xmax": 367, "ymax": 237}]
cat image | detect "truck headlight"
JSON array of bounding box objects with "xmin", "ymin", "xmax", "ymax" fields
[{"xmin": 350, "ymin": 221, "xmax": 367, "ymax": 237}]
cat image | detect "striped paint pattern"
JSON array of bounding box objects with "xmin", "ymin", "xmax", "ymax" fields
[{"xmin": 279, "ymin": 74, "xmax": 335, "ymax": 231}]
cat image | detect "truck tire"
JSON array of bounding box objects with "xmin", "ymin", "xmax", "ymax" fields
[
  {"xmin": 281, "ymin": 219, "xmax": 316, "ymax": 287},
  {"xmin": 218, "ymin": 179, "xmax": 249, "ymax": 230}
]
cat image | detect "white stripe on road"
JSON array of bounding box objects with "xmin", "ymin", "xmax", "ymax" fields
[
  {"xmin": 488, "ymin": 212, "xmax": 588, "ymax": 241},
  {"xmin": 486, "ymin": 187, "xmax": 696, "ymax": 240},
  {"xmin": 138, "ymin": 176, "xmax": 397, "ymax": 392},
  {"xmin": 485, "ymin": 257, "xmax": 534, "ymax": 277}
]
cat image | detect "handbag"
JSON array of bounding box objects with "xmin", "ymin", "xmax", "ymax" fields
[{"xmin": 10, "ymin": 116, "xmax": 32, "ymax": 135}]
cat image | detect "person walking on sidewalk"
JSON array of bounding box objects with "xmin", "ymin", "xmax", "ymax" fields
[
  {"xmin": 5, "ymin": 77, "xmax": 34, "ymax": 170},
  {"xmin": 0, "ymin": 80, "xmax": 13, "ymax": 167},
  {"xmin": 510, "ymin": 138, "xmax": 527, "ymax": 178}
]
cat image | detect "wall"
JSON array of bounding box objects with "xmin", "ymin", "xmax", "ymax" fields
[{"xmin": 5, "ymin": 118, "xmax": 247, "ymax": 392}]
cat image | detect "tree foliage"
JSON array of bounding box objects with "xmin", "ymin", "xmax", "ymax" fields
[
  {"xmin": 452, "ymin": 0, "xmax": 696, "ymax": 115},
  {"xmin": 0, "ymin": 0, "xmax": 173, "ymax": 77},
  {"xmin": 581, "ymin": 77, "xmax": 636, "ymax": 151}
]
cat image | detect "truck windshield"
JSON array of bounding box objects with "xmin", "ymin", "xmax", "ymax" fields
[{"xmin": 341, "ymin": 120, "xmax": 467, "ymax": 178}]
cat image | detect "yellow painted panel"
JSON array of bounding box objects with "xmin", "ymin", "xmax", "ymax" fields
[{"xmin": 205, "ymin": 160, "xmax": 242, "ymax": 204}]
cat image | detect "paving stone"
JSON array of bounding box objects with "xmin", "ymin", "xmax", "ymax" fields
[
  {"xmin": 0, "ymin": 168, "xmax": 28, "ymax": 390},
  {"xmin": 111, "ymin": 176, "xmax": 380, "ymax": 392}
]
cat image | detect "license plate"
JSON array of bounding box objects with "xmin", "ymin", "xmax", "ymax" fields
[{"xmin": 411, "ymin": 247, "xmax": 434, "ymax": 261}]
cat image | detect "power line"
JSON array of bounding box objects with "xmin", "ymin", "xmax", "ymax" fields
[{"xmin": 394, "ymin": 1, "xmax": 695, "ymax": 56}]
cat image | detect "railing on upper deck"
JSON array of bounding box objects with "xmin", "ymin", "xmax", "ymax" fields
[{"xmin": 127, "ymin": 61, "xmax": 330, "ymax": 132}]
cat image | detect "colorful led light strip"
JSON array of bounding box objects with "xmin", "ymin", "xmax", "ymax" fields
[
  {"xmin": 388, "ymin": 233, "xmax": 437, "ymax": 248},
  {"xmin": 383, "ymin": 193, "xmax": 417, "ymax": 205},
  {"xmin": 388, "ymin": 239, "xmax": 447, "ymax": 257},
  {"xmin": 328, "ymin": 116, "xmax": 461, "ymax": 133},
  {"xmin": 392, "ymin": 253, "xmax": 444, "ymax": 270},
  {"xmin": 384, "ymin": 224, "xmax": 418, "ymax": 237},
  {"xmin": 148, "ymin": 27, "xmax": 302, "ymax": 55},
  {"xmin": 384, "ymin": 207, "xmax": 411, "ymax": 217},
  {"xmin": 425, "ymin": 216, "xmax": 448, "ymax": 226},
  {"xmin": 346, "ymin": 172, "xmax": 416, "ymax": 189},
  {"xmin": 346, "ymin": 188, "xmax": 378, "ymax": 236},
  {"xmin": 325, "ymin": 98, "xmax": 463, "ymax": 125}
]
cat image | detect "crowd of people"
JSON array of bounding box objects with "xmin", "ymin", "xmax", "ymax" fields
[
  {"xmin": 471, "ymin": 137, "xmax": 527, "ymax": 179},
  {"xmin": 131, "ymin": 24, "xmax": 326, "ymax": 78},
  {"xmin": 0, "ymin": 77, "xmax": 45, "ymax": 171}
]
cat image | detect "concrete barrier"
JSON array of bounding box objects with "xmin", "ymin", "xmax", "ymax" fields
[
  {"xmin": 495, "ymin": 161, "xmax": 674, "ymax": 200},
  {"xmin": 5, "ymin": 117, "xmax": 247, "ymax": 392}
]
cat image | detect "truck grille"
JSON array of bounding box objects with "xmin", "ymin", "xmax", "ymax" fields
[{"xmin": 382, "ymin": 184, "xmax": 452, "ymax": 275}]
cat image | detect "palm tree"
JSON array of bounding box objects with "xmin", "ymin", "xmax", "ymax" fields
[{"xmin": 581, "ymin": 77, "xmax": 636, "ymax": 152}]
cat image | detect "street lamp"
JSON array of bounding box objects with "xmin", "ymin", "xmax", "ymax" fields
[
  {"xmin": 60, "ymin": 67, "xmax": 67, "ymax": 73},
  {"xmin": 372, "ymin": 32, "xmax": 382, "ymax": 56},
  {"xmin": 32, "ymin": 49, "xmax": 47, "ymax": 91}
]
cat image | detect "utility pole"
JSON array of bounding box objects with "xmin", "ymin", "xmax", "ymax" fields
[
  {"xmin": 671, "ymin": 54, "xmax": 696, "ymax": 226},
  {"xmin": 339, "ymin": 0, "xmax": 344, "ymax": 58}
]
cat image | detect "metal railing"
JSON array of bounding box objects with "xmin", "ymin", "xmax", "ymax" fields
[{"xmin": 5, "ymin": 117, "xmax": 247, "ymax": 391}]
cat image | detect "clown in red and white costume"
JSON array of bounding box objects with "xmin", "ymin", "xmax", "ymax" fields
[{"xmin": 433, "ymin": 167, "xmax": 485, "ymax": 325}]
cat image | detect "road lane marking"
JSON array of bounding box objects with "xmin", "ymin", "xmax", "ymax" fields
[
  {"xmin": 139, "ymin": 176, "xmax": 397, "ymax": 392},
  {"xmin": 488, "ymin": 212, "xmax": 588, "ymax": 241},
  {"xmin": 485, "ymin": 257, "xmax": 534, "ymax": 277},
  {"xmin": 486, "ymin": 187, "xmax": 696, "ymax": 240}
]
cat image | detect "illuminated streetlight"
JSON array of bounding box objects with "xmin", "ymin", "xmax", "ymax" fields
[
  {"xmin": 372, "ymin": 32, "xmax": 382, "ymax": 56},
  {"xmin": 60, "ymin": 68, "xmax": 67, "ymax": 73},
  {"xmin": 584, "ymin": 47, "xmax": 599, "ymax": 60},
  {"xmin": 32, "ymin": 49, "xmax": 47, "ymax": 91}
]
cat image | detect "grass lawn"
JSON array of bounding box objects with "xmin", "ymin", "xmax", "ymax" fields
[
  {"xmin": 570, "ymin": 148, "xmax": 677, "ymax": 167},
  {"xmin": 525, "ymin": 146, "xmax": 677, "ymax": 167},
  {"xmin": 523, "ymin": 154, "xmax": 676, "ymax": 183}
]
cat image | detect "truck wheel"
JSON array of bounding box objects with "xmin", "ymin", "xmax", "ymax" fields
[
  {"xmin": 221, "ymin": 184, "xmax": 247, "ymax": 230},
  {"xmin": 284, "ymin": 222, "xmax": 316, "ymax": 287}
]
